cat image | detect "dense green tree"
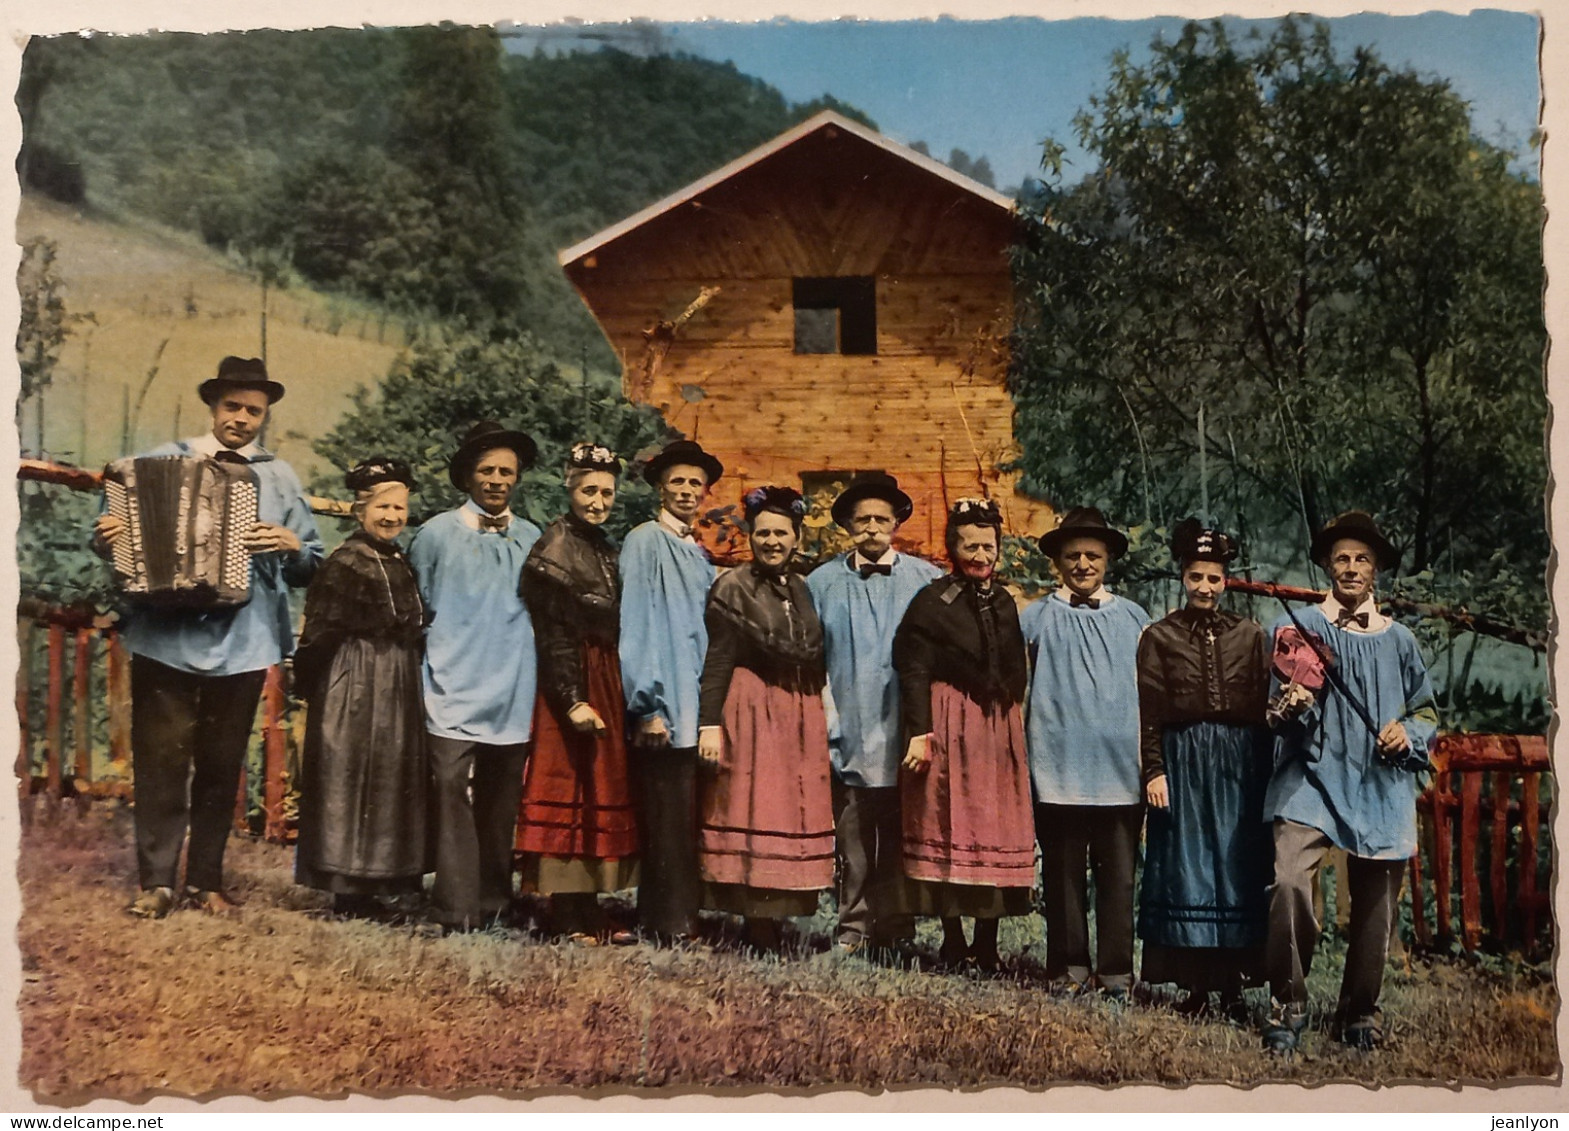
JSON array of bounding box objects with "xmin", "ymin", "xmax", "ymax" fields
[
  {"xmin": 20, "ymin": 30, "xmax": 880, "ymax": 358},
  {"xmin": 311, "ymin": 330, "xmax": 673, "ymax": 536},
  {"xmin": 1011, "ymin": 19, "xmax": 1545, "ymax": 605}
]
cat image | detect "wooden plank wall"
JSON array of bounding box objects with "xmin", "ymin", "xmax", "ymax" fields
[{"xmin": 566, "ymin": 123, "xmax": 1054, "ymax": 549}]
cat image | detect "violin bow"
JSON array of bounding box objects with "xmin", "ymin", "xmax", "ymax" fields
[{"xmin": 1274, "ymin": 595, "xmax": 1383, "ymax": 741}]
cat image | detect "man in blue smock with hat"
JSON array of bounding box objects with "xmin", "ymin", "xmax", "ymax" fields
[
  {"xmin": 1021, "ymin": 506, "xmax": 1149, "ymax": 997},
  {"xmin": 807, "ymin": 473, "xmax": 941, "ymax": 955},
  {"xmin": 618, "ymin": 438, "xmax": 722, "ymax": 942},
  {"xmin": 94, "ymin": 356, "xmax": 324, "ymax": 919},
  {"xmin": 1261, "ymin": 510, "xmax": 1437, "ymax": 1054},
  {"xmin": 408, "ymin": 420, "xmax": 542, "ymax": 930}
]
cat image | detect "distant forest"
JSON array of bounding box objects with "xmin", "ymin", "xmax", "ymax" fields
[{"xmin": 18, "ymin": 25, "xmax": 878, "ymax": 360}]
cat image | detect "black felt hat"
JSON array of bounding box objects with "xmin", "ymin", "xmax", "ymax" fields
[
  {"xmin": 830, "ymin": 472, "xmax": 914, "ymax": 529},
  {"xmin": 1310, "ymin": 511, "xmax": 1398, "ymax": 571},
  {"xmin": 1037, "ymin": 506, "xmax": 1129, "ymax": 560},
  {"xmin": 640, "ymin": 439, "xmax": 723, "ymax": 488},
  {"xmin": 197, "ymin": 356, "xmax": 285, "ymax": 405},
  {"xmin": 447, "ymin": 420, "xmax": 538, "ymax": 491}
]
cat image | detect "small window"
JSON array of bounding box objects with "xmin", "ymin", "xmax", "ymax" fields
[
  {"xmin": 793, "ymin": 277, "xmax": 876, "ymax": 355},
  {"xmin": 800, "ymin": 468, "xmax": 886, "ymax": 502}
]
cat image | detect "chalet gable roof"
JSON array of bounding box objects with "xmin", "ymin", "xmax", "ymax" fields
[{"xmin": 556, "ymin": 109, "xmax": 1017, "ymax": 268}]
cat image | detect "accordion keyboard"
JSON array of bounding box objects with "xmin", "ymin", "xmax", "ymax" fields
[
  {"xmin": 102, "ymin": 477, "xmax": 146, "ymax": 591},
  {"xmin": 225, "ymin": 478, "xmax": 259, "ymax": 591}
]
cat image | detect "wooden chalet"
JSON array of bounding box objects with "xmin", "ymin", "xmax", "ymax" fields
[{"xmin": 558, "ymin": 109, "xmax": 1052, "ymax": 558}]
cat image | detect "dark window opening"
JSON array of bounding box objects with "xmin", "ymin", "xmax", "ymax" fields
[
  {"xmin": 800, "ymin": 468, "xmax": 887, "ymax": 504},
  {"xmin": 793, "ymin": 276, "xmax": 876, "ymax": 355}
]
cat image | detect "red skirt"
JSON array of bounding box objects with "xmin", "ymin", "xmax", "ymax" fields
[
  {"xmin": 901, "ymin": 682, "xmax": 1035, "ymax": 889},
  {"xmin": 514, "ymin": 639, "xmax": 638, "ymax": 863},
  {"xmin": 698, "ymin": 667, "xmax": 835, "ymax": 892}
]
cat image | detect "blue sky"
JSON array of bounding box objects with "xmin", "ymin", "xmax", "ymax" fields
[{"xmin": 613, "ymin": 11, "xmax": 1541, "ymax": 192}]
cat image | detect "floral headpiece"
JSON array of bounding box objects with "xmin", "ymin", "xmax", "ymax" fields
[
  {"xmin": 947, "ymin": 496, "xmax": 1001, "ymax": 528},
  {"xmin": 345, "ymin": 456, "xmax": 416, "ymax": 493},
  {"xmin": 567, "ymin": 441, "xmax": 622, "ymax": 475},
  {"xmin": 743, "ymin": 485, "xmax": 806, "ymax": 524}
]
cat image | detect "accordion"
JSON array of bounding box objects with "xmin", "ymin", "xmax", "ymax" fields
[{"xmin": 102, "ymin": 454, "xmax": 260, "ymax": 609}]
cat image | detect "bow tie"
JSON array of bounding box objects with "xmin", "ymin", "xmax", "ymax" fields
[
  {"xmin": 477, "ymin": 514, "xmax": 510, "ymax": 533},
  {"xmin": 1069, "ymin": 593, "xmax": 1100, "ymax": 609},
  {"xmin": 858, "ymin": 562, "xmax": 893, "ymax": 579},
  {"xmin": 1335, "ymin": 610, "xmax": 1370, "ymax": 630},
  {"xmin": 213, "ymin": 449, "xmax": 249, "ymax": 465}
]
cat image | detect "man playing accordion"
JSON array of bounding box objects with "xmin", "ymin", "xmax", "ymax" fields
[{"xmin": 94, "ymin": 356, "xmax": 323, "ymax": 919}]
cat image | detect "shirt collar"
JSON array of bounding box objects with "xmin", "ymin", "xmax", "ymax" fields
[
  {"xmin": 849, "ymin": 548, "xmax": 898, "ymax": 570},
  {"xmin": 1321, "ymin": 591, "xmax": 1387, "ymax": 633},
  {"xmin": 658, "ymin": 508, "xmax": 697, "ymax": 542},
  {"xmin": 1052, "ymin": 585, "xmax": 1112, "ymax": 607},
  {"xmin": 459, "ymin": 498, "xmax": 513, "ymax": 532},
  {"xmin": 188, "ymin": 433, "xmax": 262, "ymax": 461}
]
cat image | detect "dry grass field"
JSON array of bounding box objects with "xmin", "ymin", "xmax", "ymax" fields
[
  {"xmin": 18, "ymin": 195, "xmax": 406, "ymax": 484},
  {"xmin": 15, "ymin": 801, "xmax": 1557, "ymax": 1102}
]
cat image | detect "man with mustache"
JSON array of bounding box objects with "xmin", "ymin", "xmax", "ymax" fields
[
  {"xmin": 94, "ymin": 356, "xmax": 323, "ymax": 919},
  {"xmin": 1021, "ymin": 507, "xmax": 1149, "ymax": 998},
  {"xmin": 618, "ymin": 439, "xmax": 723, "ymax": 943},
  {"xmin": 806, "ymin": 473, "xmax": 941, "ymax": 956},
  {"xmin": 408, "ymin": 420, "xmax": 542, "ymax": 931},
  {"xmin": 1261, "ymin": 511, "xmax": 1437, "ymax": 1054}
]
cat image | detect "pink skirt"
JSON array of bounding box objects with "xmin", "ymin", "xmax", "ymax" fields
[
  {"xmin": 698, "ymin": 667, "xmax": 835, "ymax": 892},
  {"xmin": 901, "ymin": 682, "xmax": 1036, "ymax": 890}
]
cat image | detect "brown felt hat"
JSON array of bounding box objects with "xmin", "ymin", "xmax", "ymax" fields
[
  {"xmin": 640, "ymin": 439, "xmax": 723, "ymax": 488},
  {"xmin": 1310, "ymin": 511, "xmax": 1398, "ymax": 571},
  {"xmin": 1038, "ymin": 506, "xmax": 1129, "ymax": 559},
  {"xmin": 447, "ymin": 420, "xmax": 538, "ymax": 491},
  {"xmin": 830, "ymin": 472, "xmax": 914, "ymax": 529},
  {"xmin": 198, "ymin": 356, "xmax": 285, "ymax": 405}
]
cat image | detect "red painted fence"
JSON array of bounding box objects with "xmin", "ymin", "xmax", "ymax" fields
[{"xmin": 1409, "ymin": 733, "xmax": 1551, "ymax": 955}]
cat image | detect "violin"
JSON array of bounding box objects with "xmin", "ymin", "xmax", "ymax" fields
[{"xmin": 1271, "ymin": 625, "xmax": 1331, "ymax": 691}]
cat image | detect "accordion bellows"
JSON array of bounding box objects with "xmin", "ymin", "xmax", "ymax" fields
[{"xmin": 102, "ymin": 454, "xmax": 260, "ymax": 609}]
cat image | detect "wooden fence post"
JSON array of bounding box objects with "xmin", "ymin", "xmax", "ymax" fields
[
  {"xmin": 45, "ymin": 622, "xmax": 66, "ymax": 806},
  {"xmin": 1459, "ymin": 772, "xmax": 1484, "ymax": 951},
  {"xmin": 1432, "ymin": 770, "xmax": 1455, "ymax": 944},
  {"xmin": 1489, "ymin": 771, "xmax": 1512, "ymax": 945},
  {"xmin": 1521, "ymin": 771, "xmax": 1543, "ymax": 956},
  {"xmin": 106, "ymin": 632, "xmax": 131, "ymax": 774},
  {"xmin": 72, "ymin": 628, "xmax": 92, "ymax": 810},
  {"xmin": 261, "ymin": 665, "xmax": 288, "ymax": 842},
  {"xmin": 234, "ymin": 753, "xmax": 251, "ymax": 833},
  {"xmin": 16, "ymin": 617, "xmax": 32, "ymax": 821}
]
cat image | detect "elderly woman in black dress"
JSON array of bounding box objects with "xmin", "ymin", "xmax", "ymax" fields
[
  {"xmin": 294, "ymin": 457, "xmax": 427, "ymax": 916},
  {"xmin": 1135, "ymin": 518, "xmax": 1272, "ymax": 1015},
  {"xmin": 514, "ymin": 442, "xmax": 640, "ymax": 942}
]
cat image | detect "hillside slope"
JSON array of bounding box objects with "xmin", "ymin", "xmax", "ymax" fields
[{"xmin": 18, "ymin": 195, "xmax": 406, "ymax": 484}]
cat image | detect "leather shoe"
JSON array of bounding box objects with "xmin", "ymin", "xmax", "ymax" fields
[
  {"xmin": 129, "ymin": 886, "xmax": 175, "ymax": 919},
  {"xmin": 1262, "ymin": 1004, "xmax": 1307, "ymax": 1055},
  {"xmin": 186, "ymin": 888, "xmax": 240, "ymax": 916},
  {"xmin": 1340, "ymin": 1019, "xmax": 1384, "ymax": 1051}
]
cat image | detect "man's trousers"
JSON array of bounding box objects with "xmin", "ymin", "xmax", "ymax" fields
[
  {"xmin": 1267, "ymin": 818, "xmax": 1404, "ymax": 1026},
  {"xmin": 634, "ymin": 744, "xmax": 701, "ymax": 938},
  {"xmin": 1036, "ymin": 802, "xmax": 1144, "ymax": 990},
  {"xmin": 832, "ymin": 780, "xmax": 914, "ymax": 946},
  {"xmin": 130, "ymin": 655, "xmax": 267, "ymax": 892},
  {"xmin": 428, "ymin": 734, "xmax": 529, "ymax": 928}
]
